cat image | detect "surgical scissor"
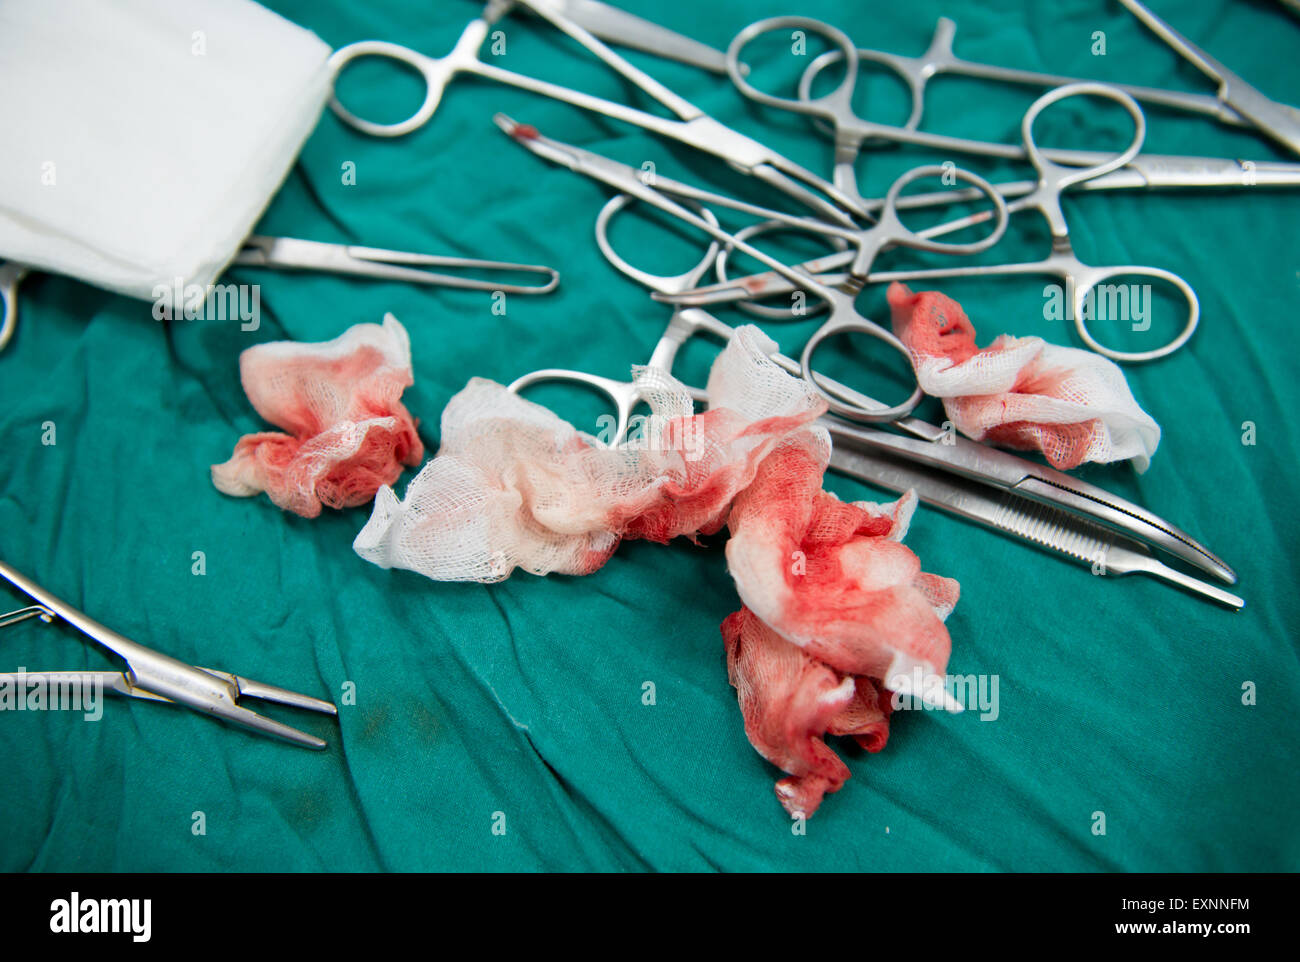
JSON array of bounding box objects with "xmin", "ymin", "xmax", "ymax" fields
[
  {"xmin": 509, "ymin": 194, "xmax": 883, "ymax": 444},
  {"xmin": 725, "ymin": 14, "xmax": 1300, "ymax": 207},
  {"xmin": 327, "ymin": 0, "xmax": 865, "ymax": 224},
  {"xmin": 1118, "ymin": 0, "xmax": 1300, "ymax": 157},
  {"xmin": 0, "ymin": 559, "xmax": 339, "ymax": 748},
  {"xmin": 665, "ymin": 84, "xmax": 1200, "ymax": 365},
  {"xmin": 507, "ymin": 195, "xmax": 1241, "ymax": 608},
  {"xmin": 498, "ymin": 112, "xmax": 1001, "ymax": 422}
]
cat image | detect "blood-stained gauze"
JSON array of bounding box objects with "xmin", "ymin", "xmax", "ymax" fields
[
  {"xmin": 722, "ymin": 430, "xmax": 959, "ymax": 814},
  {"xmin": 726, "ymin": 438, "xmax": 959, "ymax": 682},
  {"xmin": 212, "ymin": 314, "xmax": 424, "ymax": 518},
  {"xmin": 353, "ymin": 326, "xmax": 828, "ymax": 581},
  {"xmin": 353, "ymin": 324, "xmax": 963, "ymax": 819},
  {"xmin": 723, "ymin": 607, "xmax": 895, "ymax": 818},
  {"xmin": 887, "ymin": 282, "xmax": 1161, "ymax": 471}
]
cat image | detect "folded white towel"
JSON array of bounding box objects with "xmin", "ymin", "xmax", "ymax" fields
[{"xmin": 0, "ymin": 0, "xmax": 331, "ymax": 307}]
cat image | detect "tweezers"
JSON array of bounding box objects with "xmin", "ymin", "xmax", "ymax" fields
[
  {"xmin": 0, "ymin": 560, "xmax": 338, "ymax": 748},
  {"xmin": 823, "ymin": 418, "xmax": 1243, "ymax": 609},
  {"xmin": 687, "ymin": 338, "xmax": 1241, "ymax": 608},
  {"xmin": 233, "ymin": 235, "xmax": 560, "ymax": 295}
]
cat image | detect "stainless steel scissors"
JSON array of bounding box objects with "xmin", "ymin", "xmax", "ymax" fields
[
  {"xmin": 506, "ymin": 196, "xmax": 1240, "ymax": 608},
  {"xmin": 510, "ymin": 194, "xmax": 883, "ymax": 443},
  {"xmin": 0, "ymin": 559, "xmax": 338, "ymax": 748},
  {"xmin": 664, "ymin": 84, "xmax": 1200, "ymax": 365},
  {"xmin": 498, "ymin": 112, "xmax": 1006, "ymax": 423},
  {"xmin": 724, "ymin": 15, "xmax": 1300, "ymax": 206},
  {"xmin": 1118, "ymin": 0, "xmax": 1300, "ymax": 157},
  {"xmin": 328, "ymin": 0, "xmax": 865, "ymax": 224}
]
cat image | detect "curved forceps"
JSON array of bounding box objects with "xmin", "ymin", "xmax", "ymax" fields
[
  {"xmin": 328, "ymin": 1, "xmax": 865, "ymax": 224},
  {"xmin": 500, "ymin": 113, "xmax": 1010, "ymax": 423},
  {"xmin": 507, "ymin": 199, "xmax": 1239, "ymax": 607},
  {"xmin": 792, "ymin": 162, "xmax": 1009, "ymax": 420}
]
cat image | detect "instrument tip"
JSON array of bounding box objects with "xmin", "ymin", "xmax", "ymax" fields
[{"xmin": 492, "ymin": 112, "xmax": 539, "ymax": 141}]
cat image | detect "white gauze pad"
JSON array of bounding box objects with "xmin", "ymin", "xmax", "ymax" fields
[{"xmin": 0, "ymin": 0, "xmax": 332, "ymax": 307}]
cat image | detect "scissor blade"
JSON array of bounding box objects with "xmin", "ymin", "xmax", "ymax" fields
[
  {"xmin": 820, "ymin": 418, "xmax": 1236, "ymax": 584},
  {"xmin": 496, "ymin": 113, "xmax": 622, "ymax": 182},
  {"xmin": 529, "ymin": 0, "xmax": 731, "ymax": 73},
  {"xmin": 827, "ymin": 443, "xmax": 1244, "ymax": 609},
  {"xmin": 1118, "ymin": 0, "xmax": 1300, "ymax": 157}
]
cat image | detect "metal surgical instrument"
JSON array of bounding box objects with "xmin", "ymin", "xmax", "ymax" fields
[
  {"xmin": 0, "ymin": 560, "xmax": 339, "ymax": 748},
  {"xmin": 232, "ymin": 235, "xmax": 560, "ymax": 294},
  {"xmin": 0, "ymin": 261, "xmax": 30, "ymax": 355},
  {"xmin": 509, "ymin": 199, "xmax": 1238, "ymax": 606},
  {"xmin": 519, "ymin": 0, "xmax": 734, "ymax": 74},
  {"xmin": 664, "ymin": 84, "xmax": 1201, "ymax": 364},
  {"xmin": 328, "ymin": 0, "xmax": 865, "ymax": 224},
  {"xmin": 725, "ymin": 15, "xmax": 1300, "ymax": 206}
]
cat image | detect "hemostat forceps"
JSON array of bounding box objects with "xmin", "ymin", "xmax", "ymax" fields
[
  {"xmin": 0, "ymin": 560, "xmax": 338, "ymax": 749},
  {"xmin": 233, "ymin": 236, "xmax": 560, "ymax": 295},
  {"xmin": 0, "ymin": 234, "xmax": 558, "ymax": 358}
]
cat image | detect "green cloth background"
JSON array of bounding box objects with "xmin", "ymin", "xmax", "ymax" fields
[{"xmin": 2, "ymin": 0, "xmax": 1297, "ymax": 872}]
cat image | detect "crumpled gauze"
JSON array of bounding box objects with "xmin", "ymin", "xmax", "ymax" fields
[
  {"xmin": 354, "ymin": 323, "xmax": 961, "ymax": 819},
  {"xmin": 353, "ymin": 326, "xmax": 827, "ymax": 581},
  {"xmin": 723, "ymin": 434, "xmax": 959, "ymax": 816},
  {"xmin": 212, "ymin": 315, "xmax": 423, "ymax": 518},
  {"xmin": 888, "ymin": 282, "xmax": 1161, "ymax": 471},
  {"xmin": 724, "ymin": 608, "xmax": 895, "ymax": 818},
  {"xmin": 0, "ymin": 0, "xmax": 331, "ymax": 305}
]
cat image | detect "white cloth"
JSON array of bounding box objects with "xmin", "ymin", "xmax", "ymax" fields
[{"xmin": 0, "ymin": 0, "xmax": 331, "ymax": 306}]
